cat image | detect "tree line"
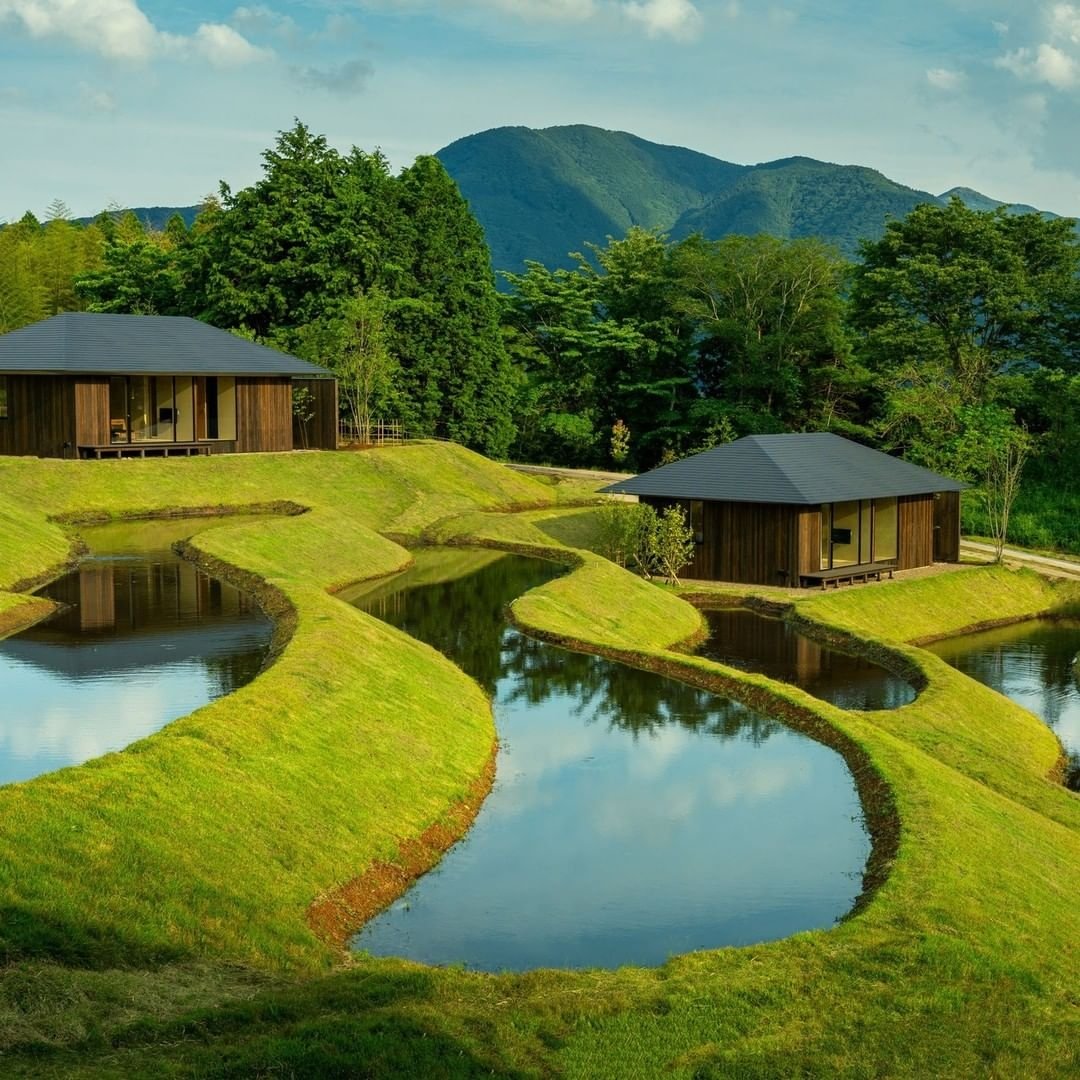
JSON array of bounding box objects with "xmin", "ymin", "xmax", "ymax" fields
[{"xmin": 2, "ymin": 122, "xmax": 1079, "ymax": 550}]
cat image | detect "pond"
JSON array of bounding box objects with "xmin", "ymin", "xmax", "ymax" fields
[
  {"xmin": 344, "ymin": 549, "xmax": 871, "ymax": 972},
  {"xmin": 699, "ymin": 608, "xmax": 916, "ymax": 711},
  {"xmin": 0, "ymin": 519, "xmax": 273, "ymax": 787},
  {"xmin": 926, "ymin": 619, "xmax": 1080, "ymax": 791}
]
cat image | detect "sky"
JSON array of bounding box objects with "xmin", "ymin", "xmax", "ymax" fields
[{"xmin": 2, "ymin": 1, "xmax": 1079, "ymax": 220}]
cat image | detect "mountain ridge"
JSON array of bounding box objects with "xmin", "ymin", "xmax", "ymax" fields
[{"xmin": 66, "ymin": 124, "xmax": 1070, "ymax": 271}]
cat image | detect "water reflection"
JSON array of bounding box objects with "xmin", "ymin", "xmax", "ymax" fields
[
  {"xmin": 349, "ymin": 549, "xmax": 870, "ymax": 972},
  {"xmin": 699, "ymin": 609, "xmax": 915, "ymax": 711},
  {"xmin": 927, "ymin": 619, "xmax": 1080, "ymax": 790},
  {"xmin": 0, "ymin": 521, "xmax": 272, "ymax": 786}
]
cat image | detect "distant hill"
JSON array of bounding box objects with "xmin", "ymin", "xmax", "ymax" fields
[
  {"xmin": 66, "ymin": 125, "xmax": 1070, "ymax": 273},
  {"xmin": 74, "ymin": 206, "xmax": 200, "ymax": 230},
  {"xmin": 434, "ymin": 125, "xmax": 1070, "ymax": 272}
]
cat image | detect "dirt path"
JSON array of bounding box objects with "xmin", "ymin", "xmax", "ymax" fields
[
  {"xmin": 961, "ymin": 540, "xmax": 1080, "ymax": 580},
  {"xmin": 507, "ymin": 463, "xmax": 631, "ymax": 485}
]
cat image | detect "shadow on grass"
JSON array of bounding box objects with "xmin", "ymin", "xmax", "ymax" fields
[
  {"xmin": 0, "ymin": 906, "xmax": 187, "ymax": 970},
  {"xmin": 9, "ymin": 967, "xmax": 538, "ymax": 1079}
]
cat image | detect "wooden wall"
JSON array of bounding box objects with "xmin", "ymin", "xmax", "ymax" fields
[
  {"xmin": 0, "ymin": 375, "xmax": 77, "ymax": 457},
  {"xmin": 933, "ymin": 491, "xmax": 962, "ymax": 562},
  {"xmin": 292, "ymin": 378, "xmax": 338, "ymax": 450},
  {"xmin": 642, "ymin": 497, "xmax": 806, "ymax": 586},
  {"xmin": 897, "ymin": 494, "xmax": 935, "ymax": 570},
  {"xmin": 74, "ymin": 377, "xmax": 110, "ymax": 446},
  {"xmin": 235, "ymin": 377, "xmax": 293, "ymax": 453}
]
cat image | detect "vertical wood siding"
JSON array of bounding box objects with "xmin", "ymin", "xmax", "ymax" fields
[
  {"xmin": 235, "ymin": 377, "xmax": 293, "ymax": 453},
  {"xmin": 642, "ymin": 497, "xmax": 803, "ymax": 586},
  {"xmin": 0, "ymin": 375, "xmax": 77, "ymax": 457},
  {"xmin": 933, "ymin": 491, "xmax": 962, "ymax": 562},
  {"xmin": 74, "ymin": 377, "xmax": 110, "ymax": 446},
  {"xmin": 291, "ymin": 378, "xmax": 338, "ymax": 450},
  {"xmin": 898, "ymin": 494, "xmax": 935, "ymax": 570}
]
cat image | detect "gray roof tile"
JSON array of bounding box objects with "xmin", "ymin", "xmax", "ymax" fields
[
  {"xmin": 603, "ymin": 433, "xmax": 965, "ymax": 504},
  {"xmin": 0, "ymin": 313, "xmax": 332, "ymax": 377}
]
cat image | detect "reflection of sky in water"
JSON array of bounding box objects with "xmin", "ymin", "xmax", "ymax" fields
[
  {"xmin": 0, "ymin": 659, "xmax": 221, "ymax": 785},
  {"xmin": 0, "ymin": 526, "xmax": 271, "ymax": 787},
  {"xmin": 928, "ymin": 620, "xmax": 1080, "ymax": 771},
  {"xmin": 352, "ymin": 551, "xmax": 870, "ymax": 972}
]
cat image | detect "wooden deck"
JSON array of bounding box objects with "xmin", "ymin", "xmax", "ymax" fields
[
  {"xmin": 799, "ymin": 560, "xmax": 897, "ymax": 589},
  {"xmin": 79, "ymin": 442, "xmax": 213, "ymax": 460}
]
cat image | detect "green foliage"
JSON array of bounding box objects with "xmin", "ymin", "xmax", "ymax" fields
[
  {"xmin": 609, "ymin": 418, "xmax": 630, "ymax": 464},
  {"xmin": 651, "ymin": 504, "xmax": 696, "ymax": 584},
  {"xmin": 852, "ymin": 198, "xmax": 1080, "ymax": 466},
  {"xmin": 595, "ymin": 500, "xmax": 655, "ymax": 575},
  {"xmin": 595, "ymin": 501, "xmax": 695, "ymax": 583},
  {"xmin": 437, "ymin": 125, "xmax": 1065, "ymax": 272}
]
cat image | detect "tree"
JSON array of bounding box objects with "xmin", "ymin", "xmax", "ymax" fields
[
  {"xmin": 651, "ymin": 505, "xmax": 696, "ymax": 585},
  {"xmin": 386, "ymin": 155, "xmax": 518, "ymax": 456},
  {"xmin": 671, "ymin": 233, "xmax": 862, "ymax": 436},
  {"xmin": 953, "ymin": 406, "xmax": 1034, "ymax": 562},
  {"xmin": 295, "ymin": 287, "xmax": 402, "ymax": 442},
  {"xmin": 292, "ymin": 385, "xmax": 316, "ymax": 449},
  {"xmin": 851, "ymin": 199, "xmax": 1080, "ymax": 464}
]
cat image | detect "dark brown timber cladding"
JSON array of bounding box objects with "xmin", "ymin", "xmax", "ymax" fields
[
  {"xmin": 643, "ymin": 497, "xmax": 804, "ymax": 585},
  {"xmin": 933, "ymin": 490, "xmax": 962, "ymax": 563},
  {"xmin": 291, "ymin": 379, "xmax": 338, "ymax": 450},
  {"xmin": 898, "ymin": 493, "xmax": 935, "ymax": 570},
  {"xmin": 236, "ymin": 377, "xmax": 293, "ymax": 453},
  {"xmin": 74, "ymin": 377, "xmax": 110, "ymax": 446},
  {"xmin": 0, "ymin": 375, "xmax": 76, "ymax": 457}
]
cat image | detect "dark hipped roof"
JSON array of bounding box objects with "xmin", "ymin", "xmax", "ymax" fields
[
  {"xmin": 603, "ymin": 433, "xmax": 965, "ymax": 505},
  {"xmin": 0, "ymin": 313, "xmax": 332, "ymax": 377}
]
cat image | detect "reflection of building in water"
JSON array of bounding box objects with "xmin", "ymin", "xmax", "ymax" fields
[{"xmin": 43, "ymin": 559, "xmax": 256, "ymax": 637}]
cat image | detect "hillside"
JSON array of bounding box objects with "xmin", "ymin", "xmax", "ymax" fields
[
  {"xmin": 435, "ymin": 125, "xmax": 1068, "ymax": 270},
  {"xmin": 67, "ymin": 125, "xmax": 1069, "ymax": 272}
]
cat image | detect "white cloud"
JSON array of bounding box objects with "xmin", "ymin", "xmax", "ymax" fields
[
  {"xmin": 195, "ymin": 22, "xmax": 270, "ymax": 67},
  {"xmin": 0, "ymin": 0, "xmax": 168, "ymax": 61},
  {"xmin": 1049, "ymin": 2, "xmax": 1080, "ymax": 43},
  {"xmin": 997, "ymin": 43, "xmax": 1078, "ymax": 90},
  {"xmin": 79, "ymin": 82, "xmax": 117, "ymax": 112},
  {"xmin": 624, "ymin": 0, "xmax": 703, "ymax": 40},
  {"xmin": 927, "ymin": 67, "xmax": 965, "ymax": 91},
  {"xmin": 0, "ymin": 1, "xmax": 267, "ymax": 67}
]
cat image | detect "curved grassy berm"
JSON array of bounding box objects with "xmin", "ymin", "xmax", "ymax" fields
[{"xmin": 0, "ymin": 460, "xmax": 1077, "ymax": 1078}]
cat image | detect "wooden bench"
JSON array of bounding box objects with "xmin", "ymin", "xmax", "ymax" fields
[
  {"xmin": 799, "ymin": 560, "xmax": 897, "ymax": 590},
  {"xmin": 79, "ymin": 443, "xmax": 212, "ymax": 460}
]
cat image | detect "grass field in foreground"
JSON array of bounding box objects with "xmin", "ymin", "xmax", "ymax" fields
[{"xmin": 0, "ymin": 458, "xmax": 1077, "ymax": 1077}]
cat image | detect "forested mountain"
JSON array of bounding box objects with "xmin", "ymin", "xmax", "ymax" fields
[
  {"xmin": 435, "ymin": 125, "xmax": 1066, "ymax": 270},
  {"xmin": 74, "ymin": 206, "xmax": 200, "ymax": 231},
  {"xmin": 58, "ymin": 125, "xmax": 1066, "ymax": 273}
]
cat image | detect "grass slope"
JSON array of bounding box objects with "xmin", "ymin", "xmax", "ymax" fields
[{"xmin": 0, "ymin": 466, "xmax": 1077, "ymax": 1077}]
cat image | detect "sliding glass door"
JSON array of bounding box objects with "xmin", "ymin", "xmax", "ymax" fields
[
  {"xmin": 819, "ymin": 497, "xmax": 899, "ymax": 570},
  {"xmin": 107, "ymin": 376, "xmax": 232, "ymax": 445}
]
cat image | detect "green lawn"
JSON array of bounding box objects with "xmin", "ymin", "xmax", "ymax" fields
[{"xmin": 0, "ymin": 453, "xmax": 1077, "ymax": 1078}]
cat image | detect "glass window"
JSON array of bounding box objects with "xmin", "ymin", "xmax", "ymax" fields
[
  {"xmin": 831, "ymin": 501, "xmax": 860, "ymax": 567},
  {"xmin": 109, "ymin": 377, "xmax": 127, "ymax": 443},
  {"xmin": 860, "ymin": 499, "xmax": 873, "ymax": 564},
  {"xmin": 174, "ymin": 376, "xmax": 194, "ymax": 442},
  {"xmin": 689, "ymin": 500, "xmax": 704, "ymax": 544},
  {"xmin": 820, "ymin": 505, "xmax": 831, "ymax": 569},
  {"xmin": 0, "ymin": 375, "xmax": 8, "ymax": 419},
  {"xmin": 874, "ymin": 497, "xmax": 898, "ymax": 561}
]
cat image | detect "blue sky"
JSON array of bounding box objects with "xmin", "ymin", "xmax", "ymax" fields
[{"xmin": 1, "ymin": 1, "xmax": 1079, "ymax": 220}]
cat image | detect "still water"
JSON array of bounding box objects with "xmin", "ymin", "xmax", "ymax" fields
[
  {"xmin": 700, "ymin": 608, "xmax": 916, "ymax": 711},
  {"xmin": 346, "ymin": 549, "xmax": 870, "ymax": 972},
  {"xmin": 927, "ymin": 619, "xmax": 1080, "ymax": 790},
  {"xmin": 0, "ymin": 519, "xmax": 272, "ymax": 786}
]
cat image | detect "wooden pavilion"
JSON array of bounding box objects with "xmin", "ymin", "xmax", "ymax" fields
[
  {"xmin": 0, "ymin": 313, "xmax": 337, "ymax": 458},
  {"xmin": 603, "ymin": 433, "xmax": 964, "ymax": 587}
]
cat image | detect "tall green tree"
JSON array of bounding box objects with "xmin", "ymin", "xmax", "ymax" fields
[
  {"xmin": 672, "ymin": 233, "xmax": 863, "ymax": 436},
  {"xmin": 850, "ymin": 198, "xmax": 1080, "ymax": 466},
  {"xmin": 385, "ymin": 155, "xmax": 517, "ymax": 456}
]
